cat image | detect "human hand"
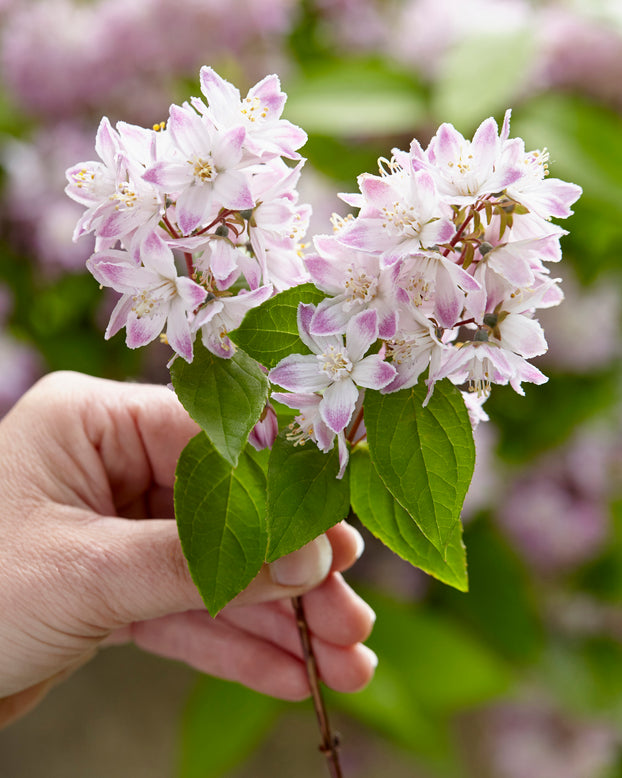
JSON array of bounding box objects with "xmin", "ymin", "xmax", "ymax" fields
[{"xmin": 0, "ymin": 372, "xmax": 376, "ymax": 727}]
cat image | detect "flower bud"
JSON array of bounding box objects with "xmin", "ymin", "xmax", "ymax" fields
[
  {"xmin": 483, "ymin": 312, "xmax": 498, "ymax": 327},
  {"xmin": 248, "ymin": 404, "xmax": 278, "ymax": 451},
  {"xmin": 215, "ymin": 224, "xmax": 229, "ymax": 237},
  {"xmin": 479, "ymin": 241, "xmax": 494, "ymax": 256}
]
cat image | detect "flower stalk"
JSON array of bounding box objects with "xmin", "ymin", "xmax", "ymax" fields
[{"xmin": 292, "ymin": 595, "xmax": 343, "ymax": 778}]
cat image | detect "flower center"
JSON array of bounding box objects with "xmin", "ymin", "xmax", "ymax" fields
[
  {"xmin": 467, "ymin": 355, "xmax": 492, "ymax": 396},
  {"xmin": 131, "ymin": 280, "xmax": 176, "ymax": 318},
  {"xmin": 445, "ymin": 142, "xmax": 479, "ymax": 194},
  {"xmin": 381, "ymin": 201, "xmax": 423, "ymax": 238},
  {"xmin": 318, "ymin": 345, "xmax": 353, "ymax": 379},
  {"xmin": 286, "ymin": 416, "xmax": 314, "ymax": 446},
  {"xmin": 344, "ymin": 266, "xmax": 377, "ymax": 308},
  {"xmin": 386, "ymin": 332, "xmax": 433, "ymax": 365},
  {"xmin": 240, "ymin": 96, "xmax": 268, "ymax": 123},
  {"xmin": 191, "ymin": 156, "xmax": 216, "ymax": 182},
  {"xmin": 111, "ymin": 181, "xmax": 138, "ymax": 209},
  {"xmin": 404, "ymin": 271, "xmax": 432, "ymax": 307},
  {"xmin": 523, "ymin": 148, "xmax": 549, "ymax": 181}
]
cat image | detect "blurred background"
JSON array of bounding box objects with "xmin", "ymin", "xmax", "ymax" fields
[{"xmin": 2, "ymin": 0, "xmax": 622, "ymax": 775}]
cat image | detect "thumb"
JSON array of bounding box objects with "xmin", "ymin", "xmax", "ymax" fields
[
  {"xmin": 85, "ymin": 518, "xmax": 333, "ymax": 625},
  {"xmin": 233, "ymin": 534, "xmax": 333, "ymax": 607}
]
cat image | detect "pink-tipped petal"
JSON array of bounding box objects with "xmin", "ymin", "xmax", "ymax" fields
[
  {"xmin": 345, "ymin": 309, "xmax": 378, "ymax": 362},
  {"xmin": 269, "ymin": 354, "xmax": 328, "ymax": 393},
  {"xmin": 351, "ymin": 354, "xmax": 397, "ymax": 389},
  {"xmin": 320, "ymin": 379, "xmax": 359, "ymax": 434}
]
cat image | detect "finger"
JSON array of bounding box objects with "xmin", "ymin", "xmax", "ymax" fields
[
  {"xmin": 291, "ymin": 573, "xmax": 376, "ymax": 645},
  {"xmin": 81, "ymin": 516, "xmax": 205, "ymax": 627},
  {"xmin": 221, "ymin": 573, "xmax": 375, "ymax": 648},
  {"xmin": 130, "ymin": 610, "xmax": 314, "ymax": 701},
  {"xmin": 128, "ymin": 610, "xmax": 376, "ymax": 700},
  {"xmin": 232, "ymin": 534, "xmax": 333, "ymax": 607},
  {"xmin": 83, "ymin": 520, "xmax": 339, "ymax": 627},
  {"xmin": 325, "ymin": 522, "xmax": 365, "ymax": 573}
]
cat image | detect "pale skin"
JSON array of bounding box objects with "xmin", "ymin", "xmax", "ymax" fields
[{"xmin": 0, "ymin": 372, "xmax": 376, "ymax": 728}]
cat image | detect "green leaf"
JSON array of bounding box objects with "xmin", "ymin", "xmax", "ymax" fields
[
  {"xmin": 350, "ymin": 446, "xmax": 468, "ymax": 591},
  {"xmin": 265, "ymin": 432, "xmax": 350, "ymax": 561},
  {"xmin": 364, "ymin": 381, "xmax": 475, "ymax": 556},
  {"xmin": 171, "ymin": 341, "xmax": 268, "ymax": 467},
  {"xmin": 179, "ymin": 675, "xmax": 283, "ymax": 778},
  {"xmin": 229, "ymin": 283, "xmax": 325, "ymax": 369},
  {"xmin": 433, "ymin": 31, "xmax": 536, "ymax": 128},
  {"xmin": 174, "ymin": 434, "xmax": 268, "ymax": 615}
]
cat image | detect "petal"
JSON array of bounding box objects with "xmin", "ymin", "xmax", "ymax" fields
[
  {"xmin": 351, "ymin": 354, "xmax": 397, "ymax": 389},
  {"xmin": 345, "ymin": 309, "xmax": 378, "ymax": 362},
  {"xmin": 434, "ymin": 264, "xmax": 463, "ymax": 328},
  {"xmin": 105, "ymin": 294, "xmax": 133, "ymax": 339},
  {"xmin": 310, "ymin": 298, "xmax": 350, "ymax": 336},
  {"xmin": 141, "ymin": 231, "xmax": 177, "ymax": 278},
  {"xmin": 305, "ymin": 254, "xmax": 344, "ymax": 295},
  {"xmin": 176, "ymin": 276, "xmax": 208, "ymax": 309},
  {"xmin": 143, "ymin": 160, "xmax": 192, "ymax": 191},
  {"xmin": 126, "ymin": 310, "xmax": 166, "ymax": 349},
  {"xmin": 213, "ymin": 126, "xmax": 246, "ymax": 169},
  {"xmin": 166, "ymin": 298, "xmax": 194, "ymax": 362},
  {"xmin": 199, "ymin": 66, "xmax": 241, "ymax": 118},
  {"xmin": 471, "ymin": 116, "xmax": 499, "ymax": 176},
  {"xmin": 320, "ymin": 379, "xmax": 359, "ymax": 434},
  {"xmin": 499, "ymin": 313, "xmax": 547, "ymax": 358},
  {"xmin": 269, "ymin": 354, "xmax": 328, "ymax": 393},
  {"xmin": 213, "ymin": 169, "xmax": 254, "ymax": 211},
  {"xmin": 177, "ymin": 185, "xmax": 212, "ymax": 235},
  {"xmin": 88, "ymin": 258, "xmax": 158, "ymax": 294}
]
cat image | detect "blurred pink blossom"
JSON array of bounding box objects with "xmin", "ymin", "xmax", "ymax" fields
[
  {"xmin": 480, "ymin": 700, "xmax": 618, "ymax": 778},
  {"xmin": 1, "ymin": 125, "xmax": 96, "ymax": 272}
]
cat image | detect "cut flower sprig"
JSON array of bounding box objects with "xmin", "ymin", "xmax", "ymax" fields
[{"xmin": 66, "ymin": 64, "xmax": 581, "ymax": 778}]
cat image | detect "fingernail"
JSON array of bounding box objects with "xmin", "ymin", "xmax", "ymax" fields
[
  {"xmin": 269, "ymin": 534, "xmax": 332, "ymax": 587},
  {"xmin": 360, "ymin": 644, "xmax": 379, "ymax": 669},
  {"xmin": 351, "ymin": 527, "xmax": 365, "ymax": 560}
]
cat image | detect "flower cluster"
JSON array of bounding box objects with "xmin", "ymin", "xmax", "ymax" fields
[
  {"xmin": 66, "ymin": 67, "xmax": 309, "ymax": 362},
  {"xmin": 67, "ymin": 67, "xmax": 581, "ymax": 480},
  {"xmin": 268, "ymin": 110, "xmax": 581, "ymax": 469}
]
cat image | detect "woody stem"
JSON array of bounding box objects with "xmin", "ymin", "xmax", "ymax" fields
[{"xmin": 292, "ymin": 595, "xmax": 343, "ymax": 778}]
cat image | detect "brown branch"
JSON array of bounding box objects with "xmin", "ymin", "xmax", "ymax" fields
[{"xmin": 292, "ymin": 595, "xmax": 343, "ymax": 778}]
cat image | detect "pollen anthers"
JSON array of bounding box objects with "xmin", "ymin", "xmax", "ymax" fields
[
  {"xmin": 72, "ymin": 167, "xmax": 95, "ymax": 189},
  {"xmin": 240, "ymin": 96, "xmax": 268, "ymax": 123},
  {"xmin": 190, "ymin": 155, "xmax": 216, "ymax": 182},
  {"xmin": 131, "ymin": 279, "xmax": 176, "ymax": 318},
  {"xmin": 377, "ymin": 155, "xmax": 402, "ymax": 177},
  {"xmin": 330, "ymin": 212, "xmax": 354, "ymax": 234},
  {"xmin": 318, "ymin": 345, "xmax": 353, "ymax": 379},
  {"xmin": 381, "ymin": 200, "xmax": 423, "ymax": 237},
  {"xmin": 524, "ymin": 148, "xmax": 550, "ymax": 180},
  {"xmin": 110, "ymin": 181, "xmax": 138, "ymax": 209},
  {"xmin": 402, "ymin": 271, "xmax": 431, "ymax": 307},
  {"xmin": 343, "ymin": 266, "xmax": 377, "ymax": 306},
  {"xmin": 286, "ymin": 418, "xmax": 313, "ymax": 446},
  {"xmin": 131, "ymin": 290, "xmax": 158, "ymax": 318}
]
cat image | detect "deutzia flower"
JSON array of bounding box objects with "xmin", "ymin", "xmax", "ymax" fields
[
  {"xmin": 269, "ymin": 304, "xmax": 397, "ymax": 434},
  {"xmin": 271, "ymin": 392, "xmax": 350, "ymax": 479},
  {"xmin": 142, "ymin": 104, "xmax": 254, "ymax": 235},
  {"xmin": 86, "ymin": 231, "xmax": 207, "ymax": 361}
]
